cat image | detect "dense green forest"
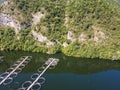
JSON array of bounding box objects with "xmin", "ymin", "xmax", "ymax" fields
[{"xmin": 0, "ymin": 0, "xmax": 120, "ymax": 60}]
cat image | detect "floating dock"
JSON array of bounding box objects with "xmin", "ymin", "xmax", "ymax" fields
[{"xmin": 0, "ymin": 56, "xmax": 32, "ymax": 86}]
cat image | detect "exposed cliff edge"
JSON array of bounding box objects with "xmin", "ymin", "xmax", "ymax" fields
[
  {"xmin": 0, "ymin": 0, "xmax": 120, "ymax": 60},
  {"xmin": 0, "ymin": 13, "xmax": 21, "ymax": 34},
  {"xmin": 0, "ymin": 0, "xmax": 26, "ymax": 34}
]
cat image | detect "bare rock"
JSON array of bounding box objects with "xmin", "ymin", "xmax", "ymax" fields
[
  {"xmin": 78, "ymin": 33, "xmax": 86, "ymax": 42},
  {"xmin": 32, "ymin": 12, "xmax": 45, "ymax": 25},
  {"xmin": 67, "ymin": 31, "xmax": 75, "ymax": 42},
  {"xmin": 32, "ymin": 30, "xmax": 55, "ymax": 46},
  {"xmin": 63, "ymin": 42, "xmax": 68, "ymax": 47},
  {"xmin": 0, "ymin": 14, "xmax": 21, "ymax": 34},
  {"xmin": 92, "ymin": 25, "xmax": 107, "ymax": 42}
]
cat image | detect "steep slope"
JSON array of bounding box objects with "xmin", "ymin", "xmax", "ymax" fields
[{"xmin": 0, "ymin": 0, "xmax": 120, "ymax": 60}]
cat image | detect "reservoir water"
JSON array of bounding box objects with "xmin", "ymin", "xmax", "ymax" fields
[{"xmin": 0, "ymin": 51, "xmax": 120, "ymax": 90}]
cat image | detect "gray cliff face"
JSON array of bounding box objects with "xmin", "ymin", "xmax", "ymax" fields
[
  {"xmin": 0, "ymin": 0, "xmax": 24, "ymax": 34},
  {"xmin": 0, "ymin": 0, "xmax": 6, "ymax": 5},
  {"xmin": 0, "ymin": 13, "xmax": 21, "ymax": 34},
  {"xmin": 32, "ymin": 30, "xmax": 55, "ymax": 46}
]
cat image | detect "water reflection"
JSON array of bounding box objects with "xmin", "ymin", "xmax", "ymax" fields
[
  {"xmin": 0, "ymin": 51, "xmax": 120, "ymax": 90},
  {"xmin": 0, "ymin": 51, "xmax": 120, "ymax": 74}
]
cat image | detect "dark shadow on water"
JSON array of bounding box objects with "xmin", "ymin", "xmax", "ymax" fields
[
  {"xmin": 0, "ymin": 51, "xmax": 120, "ymax": 74},
  {"xmin": 0, "ymin": 51, "xmax": 120, "ymax": 90}
]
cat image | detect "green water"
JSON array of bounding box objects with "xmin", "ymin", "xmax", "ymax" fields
[{"xmin": 0, "ymin": 51, "xmax": 120, "ymax": 90}]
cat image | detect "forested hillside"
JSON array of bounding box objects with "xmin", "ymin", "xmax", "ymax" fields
[{"xmin": 0, "ymin": 0, "xmax": 120, "ymax": 60}]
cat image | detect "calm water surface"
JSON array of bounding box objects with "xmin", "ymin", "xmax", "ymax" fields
[
  {"xmin": 0, "ymin": 51, "xmax": 120, "ymax": 90},
  {"xmin": 0, "ymin": 0, "xmax": 120, "ymax": 89}
]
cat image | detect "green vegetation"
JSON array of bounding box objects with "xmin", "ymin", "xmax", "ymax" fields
[{"xmin": 0, "ymin": 0, "xmax": 120, "ymax": 60}]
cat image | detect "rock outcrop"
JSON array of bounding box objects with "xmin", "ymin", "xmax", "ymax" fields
[
  {"xmin": 32, "ymin": 30, "xmax": 55, "ymax": 46},
  {"xmin": 67, "ymin": 31, "xmax": 75, "ymax": 42},
  {"xmin": 0, "ymin": 0, "xmax": 24, "ymax": 34},
  {"xmin": 63, "ymin": 42, "xmax": 69, "ymax": 47},
  {"xmin": 78, "ymin": 33, "xmax": 86, "ymax": 42},
  {"xmin": 32, "ymin": 11, "xmax": 45, "ymax": 25},
  {"xmin": 92, "ymin": 26, "xmax": 107, "ymax": 43},
  {"xmin": 0, "ymin": 13, "xmax": 21, "ymax": 34}
]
